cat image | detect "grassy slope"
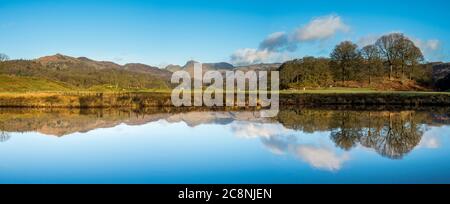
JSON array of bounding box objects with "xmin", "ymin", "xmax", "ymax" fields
[
  {"xmin": 0, "ymin": 74, "xmax": 172, "ymax": 93},
  {"xmin": 0, "ymin": 74, "xmax": 75, "ymax": 92},
  {"xmin": 280, "ymin": 87, "xmax": 450, "ymax": 95},
  {"xmin": 0, "ymin": 74, "xmax": 447, "ymax": 96}
]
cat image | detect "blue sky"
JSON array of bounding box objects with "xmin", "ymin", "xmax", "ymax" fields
[{"xmin": 0, "ymin": 0, "xmax": 449, "ymax": 66}]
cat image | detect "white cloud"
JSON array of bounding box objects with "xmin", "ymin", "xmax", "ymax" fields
[
  {"xmin": 412, "ymin": 38, "xmax": 441, "ymax": 52},
  {"xmin": 411, "ymin": 38, "xmax": 442, "ymax": 61},
  {"xmin": 294, "ymin": 15, "xmax": 350, "ymax": 41},
  {"xmin": 295, "ymin": 145, "xmax": 350, "ymax": 171},
  {"xmin": 426, "ymin": 40, "xmax": 440, "ymax": 50},
  {"xmin": 230, "ymin": 48, "xmax": 288, "ymax": 66},
  {"xmin": 357, "ymin": 35, "xmax": 379, "ymax": 47},
  {"xmin": 230, "ymin": 14, "xmax": 349, "ymax": 65},
  {"xmin": 259, "ymin": 32, "xmax": 297, "ymax": 52}
]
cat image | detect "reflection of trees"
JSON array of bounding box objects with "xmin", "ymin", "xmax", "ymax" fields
[
  {"xmin": 276, "ymin": 109, "xmax": 333, "ymax": 133},
  {"xmin": 330, "ymin": 112, "xmax": 362, "ymax": 151},
  {"xmin": 277, "ymin": 108, "xmax": 431, "ymax": 159},
  {"xmin": 358, "ymin": 112, "xmax": 423, "ymax": 159},
  {"xmin": 0, "ymin": 120, "xmax": 12, "ymax": 142},
  {"xmin": 0, "ymin": 131, "xmax": 11, "ymax": 142},
  {"xmin": 330, "ymin": 111, "xmax": 424, "ymax": 159}
]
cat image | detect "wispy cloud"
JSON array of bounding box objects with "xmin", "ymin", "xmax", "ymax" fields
[
  {"xmin": 357, "ymin": 35, "xmax": 379, "ymax": 47},
  {"xmin": 259, "ymin": 14, "xmax": 349, "ymax": 52},
  {"xmin": 230, "ymin": 14, "xmax": 349, "ymax": 65},
  {"xmin": 294, "ymin": 15, "xmax": 350, "ymax": 42},
  {"xmin": 412, "ymin": 38, "xmax": 443, "ymax": 61},
  {"xmin": 230, "ymin": 48, "xmax": 288, "ymax": 66},
  {"xmin": 258, "ymin": 32, "xmax": 296, "ymax": 52}
]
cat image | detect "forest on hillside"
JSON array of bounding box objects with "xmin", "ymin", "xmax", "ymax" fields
[{"xmin": 279, "ymin": 33, "xmax": 449, "ymax": 91}]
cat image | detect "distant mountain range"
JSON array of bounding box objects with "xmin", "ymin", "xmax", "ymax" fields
[
  {"xmin": 0, "ymin": 54, "xmax": 281, "ymax": 92},
  {"xmin": 432, "ymin": 62, "xmax": 450, "ymax": 81},
  {"xmin": 163, "ymin": 60, "xmax": 281, "ymax": 77}
]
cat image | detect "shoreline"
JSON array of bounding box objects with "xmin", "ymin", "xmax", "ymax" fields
[{"xmin": 0, "ymin": 91, "xmax": 449, "ymax": 108}]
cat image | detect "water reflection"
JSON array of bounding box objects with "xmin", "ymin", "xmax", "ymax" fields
[{"xmin": 0, "ymin": 106, "xmax": 449, "ymax": 181}]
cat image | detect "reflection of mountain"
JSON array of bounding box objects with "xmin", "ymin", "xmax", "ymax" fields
[
  {"xmin": 0, "ymin": 107, "xmax": 270, "ymax": 136},
  {"xmin": 0, "ymin": 108, "xmax": 170, "ymax": 136},
  {"xmin": 0, "ymin": 107, "xmax": 448, "ymax": 161}
]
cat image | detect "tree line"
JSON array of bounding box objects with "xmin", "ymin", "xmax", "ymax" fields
[{"xmin": 280, "ymin": 33, "xmax": 427, "ymax": 88}]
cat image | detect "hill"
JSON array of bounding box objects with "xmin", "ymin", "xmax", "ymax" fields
[
  {"xmin": 0, "ymin": 74, "xmax": 74, "ymax": 92},
  {"xmin": 164, "ymin": 61, "xmax": 281, "ymax": 75},
  {"xmin": 164, "ymin": 60, "xmax": 235, "ymax": 75},
  {"xmin": 235, "ymin": 63, "xmax": 282, "ymax": 72},
  {"xmin": 432, "ymin": 62, "xmax": 450, "ymax": 81},
  {"xmin": 0, "ymin": 54, "xmax": 172, "ymax": 91}
]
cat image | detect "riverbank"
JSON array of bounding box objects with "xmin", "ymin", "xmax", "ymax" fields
[{"xmin": 0, "ymin": 91, "xmax": 449, "ymax": 108}]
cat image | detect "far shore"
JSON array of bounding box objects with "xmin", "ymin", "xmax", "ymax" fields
[{"xmin": 0, "ymin": 89, "xmax": 449, "ymax": 108}]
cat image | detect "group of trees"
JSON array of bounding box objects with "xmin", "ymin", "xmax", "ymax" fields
[{"xmin": 280, "ymin": 33, "xmax": 425, "ymax": 88}]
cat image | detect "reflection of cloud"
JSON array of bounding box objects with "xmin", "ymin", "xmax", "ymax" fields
[
  {"xmin": 231, "ymin": 122, "xmax": 288, "ymax": 139},
  {"xmin": 231, "ymin": 121, "xmax": 351, "ymax": 172},
  {"xmin": 417, "ymin": 126, "xmax": 450, "ymax": 149},
  {"xmin": 295, "ymin": 145, "xmax": 349, "ymax": 171},
  {"xmin": 261, "ymin": 134, "xmax": 297, "ymax": 155},
  {"xmin": 419, "ymin": 135, "xmax": 440, "ymax": 149}
]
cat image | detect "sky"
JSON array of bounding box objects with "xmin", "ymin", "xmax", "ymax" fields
[{"xmin": 0, "ymin": 0, "xmax": 449, "ymax": 67}]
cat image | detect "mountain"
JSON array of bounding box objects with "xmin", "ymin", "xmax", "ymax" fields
[
  {"xmin": 164, "ymin": 60, "xmax": 235, "ymax": 76},
  {"xmin": 432, "ymin": 62, "xmax": 450, "ymax": 81},
  {"xmin": 0, "ymin": 54, "xmax": 172, "ymax": 91},
  {"xmin": 0, "ymin": 54, "xmax": 283, "ymax": 92},
  {"xmin": 204, "ymin": 62, "xmax": 235, "ymax": 70},
  {"xmin": 435, "ymin": 73, "xmax": 450, "ymax": 91},
  {"xmin": 235, "ymin": 63, "xmax": 282, "ymax": 72},
  {"xmin": 123, "ymin": 63, "xmax": 172, "ymax": 78},
  {"xmin": 165, "ymin": 64, "xmax": 183, "ymax": 72}
]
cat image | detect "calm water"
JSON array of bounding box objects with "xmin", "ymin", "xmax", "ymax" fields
[{"xmin": 0, "ymin": 107, "xmax": 449, "ymax": 184}]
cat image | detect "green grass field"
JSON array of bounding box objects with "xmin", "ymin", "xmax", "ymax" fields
[
  {"xmin": 0, "ymin": 75, "xmax": 75, "ymax": 92},
  {"xmin": 0, "ymin": 74, "xmax": 448, "ymax": 96},
  {"xmin": 280, "ymin": 88, "xmax": 450, "ymax": 95}
]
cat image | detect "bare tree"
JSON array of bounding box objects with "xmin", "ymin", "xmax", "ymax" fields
[
  {"xmin": 375, "ymin": 33, "xmax": 404, "ymax": 80},
  {"xmin": 0, "ymin": 53, "xmax": 9, "ymax": 62},
  {"xmin": 405, "ymin": 43, "xmax": 424, "ymax": 80},
  {"xmin": 330, "ymin": 41, "xmax": 362, "ymax": 84},
  {"xmin": 361, "ymin": 45, "xmax": 382, "ymax": 84},
  {"xmin": 397, "ymin": 37, "xmax": 424, "ymax": 80}
]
